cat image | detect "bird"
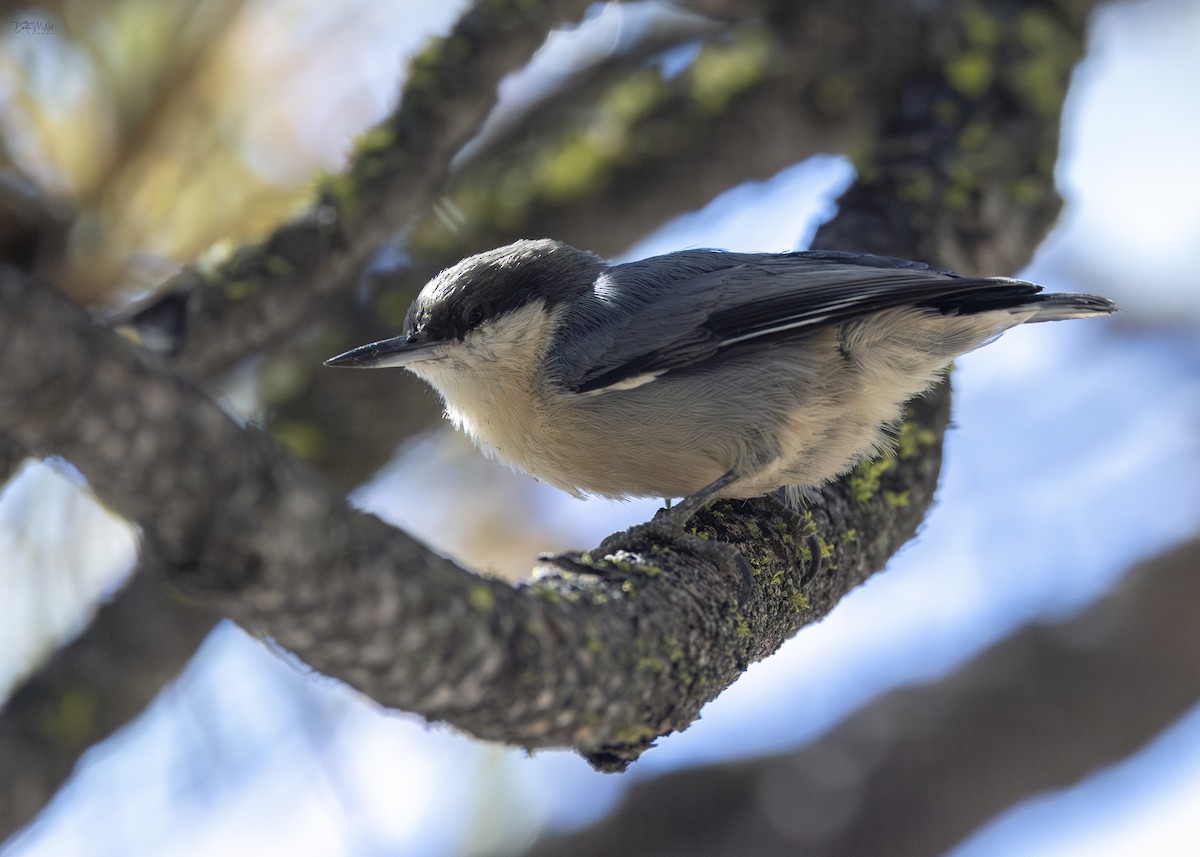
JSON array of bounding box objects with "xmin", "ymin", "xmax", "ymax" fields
[{"xmin": 326, "ymin": 239, "xmax": 1116, "ymax": 520}]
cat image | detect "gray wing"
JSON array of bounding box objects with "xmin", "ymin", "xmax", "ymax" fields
[{"xmin": 553, "ymin": 249, "xmax": 1042, "ymax": 395}]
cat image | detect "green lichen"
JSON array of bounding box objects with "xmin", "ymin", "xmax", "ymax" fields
[
  {"xmin": 405, "ymin": 35, "xmax": 463, "ymax": 98},
  {"xmin": 535, "ymin": 132, "xmax": 607, "ymax": 201},
  {"xmin": 637, "ymin": 655, "xmax": 666, "ymax": 673},
  {"xmin": 689, "ymin": 31, "xmax": 770, "ymax": 113},
  {"xmin": 849, "ymin": 456, "xmax": 894, "ymax": 503},
  {"xmin": 603, "ymin": 70, "xmax": 667, "ymax": 123},
  {"xmin": 39, "ymin": 687, "xmax": 98, "ymax": 745},
  {"xmin": 1012, "ymin": 175, "xmax": 1049, "ymax": 205},
  {"xmin": 885, "ymin": 490, "xmax": 911, "ymax": 509},
  {"xmin": 224, "ymin": 278, "xmax": 257, "ymax": 301},
  {"xmin": 272, "ymin": 420, "xmax": 323, "ymax": 460},
  {"xmin": 960, "ymin": 2, "xmax": 1001, "ymax": 49},
  {"xmin": 945, "ymin": 50, "xmax": 994, "ymax": 98},
  {"xmin": 350, "ymin": 125, "xmax": 394, "ymax": 182},
  {"xmin": 664, "ymin": 636, "xmax": 685, "ymax": 662},
  {"xmin": 316, "ymin": 170, "xmax": 355, "ymax": 215},
  {"xmin": 898, "ymin": 421, "xmax": 938, "ymax": 460},
  {"xmin": 790, "ymin": 592, "xmax": 810, "ymax": 613},
  {"xmin": 815, "ymin": 534, "xmax": 833, "ymax": 561},
  {"xmin": 614, "ymin": 723, "xmax": 660, "ymax": 746},
  {"xmin": 532, "ymin": 585, "xmax": 561, "ymax": 604},
  {"xmin": 957, "ymin": 119, "xmax": 990, "ymax": 152},
  {"xmin": 746, "ymin": 551, "xmax": 769, "ymax": 577},
  {"xmin": 1011, "ymin": 8, "xmax": 1077, "ymax": 118},
  {"xmin": 263, "ymin": 254, "xmax": 293, "ymax": 277},
  {"xmin": 467, "ymin": 585, "xmax": 496, "ymax": 613}
]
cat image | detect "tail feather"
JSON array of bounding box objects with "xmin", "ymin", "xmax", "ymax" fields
[
  {"xmin": 921, "ymin": 281, "xmax": 1118, "ymax": 322},
  {"xmin": 1020, "ymin": 292, "xmax": 1119, "ymax": 322}
]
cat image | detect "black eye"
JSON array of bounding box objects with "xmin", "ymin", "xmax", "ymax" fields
[{"xmin": 466, "ymin": 305, "xmax": 485, "ymax": 328}]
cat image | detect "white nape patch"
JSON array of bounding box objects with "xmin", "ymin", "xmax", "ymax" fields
[{"xmin": 578, "ymin": 371, "xmax": 662, "ymax": 397}]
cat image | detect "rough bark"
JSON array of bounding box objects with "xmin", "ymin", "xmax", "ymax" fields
[
  {"xmin": 520, "ymin": 538, "xmax": 1200, "ymax": 857},
  {"xmin": 0, "ymin": 2, "xmax": 610, "ymax": 839}
]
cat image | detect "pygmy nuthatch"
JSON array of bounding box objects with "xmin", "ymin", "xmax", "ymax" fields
[{"xmin": 326, "ymin": 240, "xmax": 1115, "ymax": 518}]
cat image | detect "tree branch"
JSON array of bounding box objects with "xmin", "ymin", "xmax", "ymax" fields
[
  {"xmin": 149, "ymin": 0, "xmax": 605, "ymax": 379},
  {"xmin": 0, "ymin": 433, "xmax": 24, "ymax": 488},
  {"xmin": 520, "ymin": 537, "xmax": 1200, "ymax": 857},
  {"xmin": 0, "ymin": 568, "xmax": 216, "ymax": 843},
  {"xmin": 2, "ymin": 5, "xmax": 615, "ymax": 822},
  {"xmin": 0, "ymin": 266, "xmax": 947, "ymax": 770}
]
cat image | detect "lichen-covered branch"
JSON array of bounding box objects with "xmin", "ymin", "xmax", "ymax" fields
[
  {"xmin": 521, "ymin": 538, "xmax": 1200, "ymax": 857},
  {"xmin": 149, "ymin": 0, "xmax": 604, "ymax": 380},
  {"xmin": 0, "ymin": 266, "xmax": 946, "ymax": 771}
]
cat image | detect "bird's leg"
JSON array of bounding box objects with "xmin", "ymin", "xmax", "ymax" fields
[{"xmin": 654, "ymin": 468, "xmax": 739, "ymax": 529}]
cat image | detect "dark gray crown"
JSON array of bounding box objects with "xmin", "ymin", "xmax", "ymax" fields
[{"xmin": 406, "ymin": 239, "xmax": 606, "ymax": 342}]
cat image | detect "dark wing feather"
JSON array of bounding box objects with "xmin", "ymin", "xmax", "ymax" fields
[{"xmin": 554, "ymin": 249, "xmax": 1040, "ymax": 395}]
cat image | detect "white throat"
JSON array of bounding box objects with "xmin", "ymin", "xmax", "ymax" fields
[{"xmin": 407, "ymin": 300, "xmax": 559, "ymax": 462}]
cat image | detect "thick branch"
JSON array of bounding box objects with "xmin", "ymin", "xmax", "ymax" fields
[
  {"xmin": 0, "ymin": 5, "xmax": 607, "ymax": 815},
  {"xmin": 521, "ymin": 538, "xmax": 1200, "ymax": 857},
  {"xmin": 0, "ymin": 268, "xmax": 945, "ymax": 770}
]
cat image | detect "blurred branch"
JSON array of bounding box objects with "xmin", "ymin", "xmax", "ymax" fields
[
  {"xmin": 0, "ymin": 265, "xmax": 946, "ymax": 771},
  {"xmin": 73, "ymin": 1, "xmax": 248, "ymax": 212},
  {"xmin": 429, "ymin": 4, "xmax": 889, "ymax": 257},
  {"xmin": 449, "ymin": 11, "xmax": 728, "ymax": 176},
  {"xmin": 0, "ymin": 433, "xmax": 25, "ymax": 487},
  {"xmin": 0, "ymin": 159, "xmax": 70, "ymax": 272},
  {"xmin": 143, "ymin": 0, "xmax": 605, "ymax": 380},
  {"xmin": 521, "ymin": 537, "xmax": 1200, "ymax": 857},
  {"xmin": 0, "ymin": 568, "xmax": 217, "ymax": 844}
]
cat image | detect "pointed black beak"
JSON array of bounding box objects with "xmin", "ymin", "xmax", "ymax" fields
[{"xmin": 324, "ymin": 333, "xmax": 442, "ymax": 368}]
